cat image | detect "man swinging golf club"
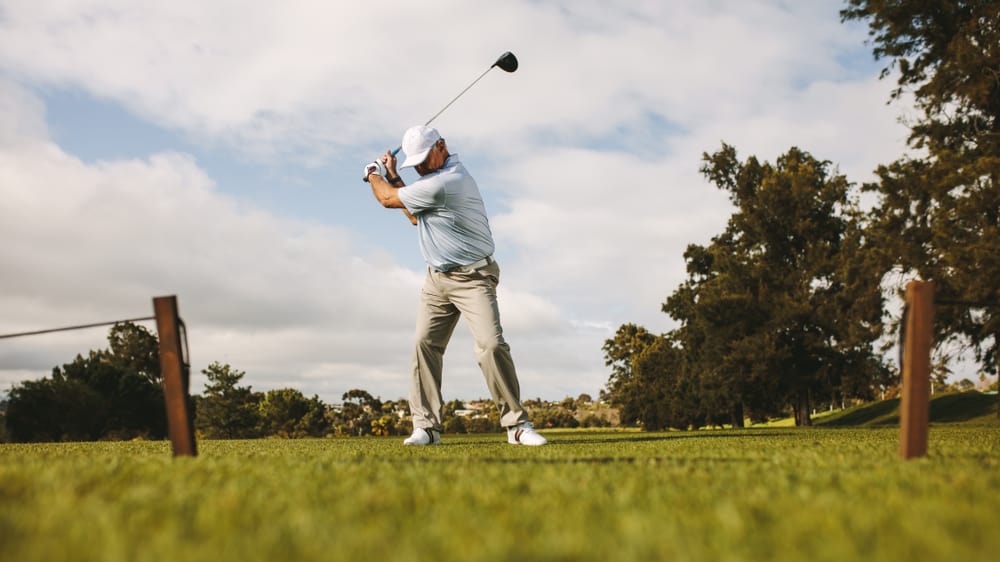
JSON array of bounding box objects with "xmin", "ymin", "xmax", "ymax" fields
[{"xmin": 364, "ymin": 125, "xmax": 546, "ymax": 446}]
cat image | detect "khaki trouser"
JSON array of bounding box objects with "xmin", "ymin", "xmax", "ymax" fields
[{"xmin": 409, "ymin": 259, "xmax": 530, "ymax": 431}]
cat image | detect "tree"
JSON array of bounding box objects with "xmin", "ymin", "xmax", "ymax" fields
[
  {"xmin": 54, "ymin": 352, "xmax": 165, "ymax": 438},
  {"xmin": 338, "ymin": 389, "xmax": 381, "ymax": 436},
  {"xmin": 602, "ymin": 324, "xmax": 659, "ymax": 425},
  {"xmin": 442, "ymin": 413, "xmax": 467, "ymax": 434},
  {"xmin": 603, "ymin": 323, "xmax": 701, "ymax": 429},
  {"xmin": 106, "ymin": 322, "xmax": 161, "ymax": 384},
  {"xmin": 4, "ymin": 377, "xmax": 106, "ymax": 441},
  {"xmin": 664, "ymin": 242, "xmax": 776, "ymax": 426},
  {"xmin": 16, "ymin": 322, "xmax": 169, "ymax": 441},
  {"xmin": 662, "ymin": 145, "xmax": 888, "ymax": 426},
  {"xmin": 529, "ymin": 404, "xmax": 580, "ymax": 429},
  {"xmin": 259, "ymin": 388, "xmax": 309, "ymax": 437},
  {"xmin": 631, "ymin": 335, "xmax": 702, "ymax": 430},
  {"xmin": 297, "ymin": 395, "xmax": 330, "ymax": 437},
  {"xmin": 464, "ymin": 413, "xmax": 501, "ymax": 433},
  {"xmin": 371, "ymin": 410, "xmax": 406, "ymax": 436},
  {"xmin": 258, "ymin": 388, "xmax": 328, "ymax": 438},
  {"xmin": 4, "ymin": 323, "xmax": 168, "ymax": 441},
  {"xmin": 342, "ymin": 389, "xmax": 380, "ymax": 411},
  {"xmin": 842, "ymin": 1, "xmax": 1000, "ymax": 375},
  {"xmin": 196, "ymin": 362, "xmax": 263, "ymax": 439}
]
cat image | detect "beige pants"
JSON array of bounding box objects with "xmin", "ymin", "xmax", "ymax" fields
[{"xmin": 409, "ymin": 260, "xmax": 530, "ymax": 431}]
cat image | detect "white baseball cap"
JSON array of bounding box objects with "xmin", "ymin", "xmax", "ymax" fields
[{"xmin": 399, "ymin": 125, "xmax": 442, "ymax": 168}]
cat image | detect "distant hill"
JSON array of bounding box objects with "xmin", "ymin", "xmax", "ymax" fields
[{"xmin": 816, "ymin": 391, "xmax": 999, "ymax": 427}]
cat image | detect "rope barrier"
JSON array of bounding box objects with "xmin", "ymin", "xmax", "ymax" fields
[{"xmin": 0, "ymin": 317, "xmax": 156, "ymax": 340}]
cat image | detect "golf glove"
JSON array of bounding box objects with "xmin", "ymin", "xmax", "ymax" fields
[{"xmin": 363, "ymin": 160, "xmax": 387, "ymax": 182}]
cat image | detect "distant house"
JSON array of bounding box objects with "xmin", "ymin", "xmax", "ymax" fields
[{"xmin": 455, "ymin": 401, "xmax": 488, "ymax": 418}]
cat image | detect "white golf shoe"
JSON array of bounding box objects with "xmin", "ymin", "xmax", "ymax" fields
[
  {"xmin": 403, "ymin": 427, "xmax": 441, "ymax": 446},
  {"xmin": 507, "ymin": 422, "xmax": 547, "ymax": 446}
]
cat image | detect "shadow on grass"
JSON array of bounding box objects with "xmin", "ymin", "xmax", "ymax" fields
[
  {"xmin": 437, "ymin": 429, "xmax": 801, "ymax": 448},
  {"xmin": 548, "ymin": 429, "xmax": 801, "ymax": 446},
  {"xmin": 929, "ymin": 392, "xmax": 998, "ymax": 422},
  {"xmin": 818, "ymin": 398, "xmax": 900, "ymax": 427},
  {"xmin": 816, "ymin": 391, "xmax": 998, "ymax": 427}
]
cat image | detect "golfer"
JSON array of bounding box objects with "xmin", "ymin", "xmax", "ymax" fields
[{"xmin": 364, "ymin": 125, "xmax": 546, "ymax": 446}]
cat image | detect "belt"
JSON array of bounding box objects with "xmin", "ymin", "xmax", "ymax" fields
[{"xmin": 449, "ymin": 256, "xmax": 493, "ymax": 273}]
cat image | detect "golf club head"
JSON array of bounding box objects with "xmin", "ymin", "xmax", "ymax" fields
[{"xmin": 493, "ymin": 51, "xmax": 518, "ymax": 73}]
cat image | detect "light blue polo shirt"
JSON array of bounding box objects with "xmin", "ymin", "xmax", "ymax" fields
[{"xmin": 398, "ymin": 155, "xmax": 495, "ymax": 271}]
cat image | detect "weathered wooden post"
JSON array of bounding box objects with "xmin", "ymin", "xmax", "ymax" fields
[
  {"xmin": 899, "ymin": 281, "xmax": 934, "ymax": 460},
  {"xmin": 153, "ymin": 296, "xmax": 198, "ymax": 457}
]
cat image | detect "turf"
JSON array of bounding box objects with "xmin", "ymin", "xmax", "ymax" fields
[
  {"xmin": 2, "ymin": 426, "xmax": 998, "ymax": 562},
  {"xmin": 817, "ymin": 391, "xmax": 999, "ymax": 426}
]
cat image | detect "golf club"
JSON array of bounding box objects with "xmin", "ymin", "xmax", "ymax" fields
[{"xmin": 390, "ymin": 51, "xmax": 518, "ymax": 157}]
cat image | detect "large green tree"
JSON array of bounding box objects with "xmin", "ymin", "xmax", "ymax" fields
[
  {"xmin": 4, "ymin": 322, "xmax": 166, "ymax": 441},
  {"xmin": 664, "ymin": 145, "xmax": 888, "ymax": 426},
  {"xmin": 106, "ymin": 321, "xmax": 161, "ymax": 383},
  {"xmin": 4, "ymin": 377, "xmax": 107, "ymax": 441},
  {"xmin": 842, "ymin": 1, "xmax": 1000, "ymax": 374},
  {"xmin": 664, "ymin": 241, "xmax": 777, "ymax": 427}
]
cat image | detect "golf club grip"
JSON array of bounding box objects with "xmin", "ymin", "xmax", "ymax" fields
[{"xmin": 391, "ymin": 146, "xmax": 402, "ymax": 157}]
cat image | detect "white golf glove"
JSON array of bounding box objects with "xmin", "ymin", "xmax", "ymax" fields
[{"xmin": 363, "ymin": 160, "xmax": 387, "ymax": 182}]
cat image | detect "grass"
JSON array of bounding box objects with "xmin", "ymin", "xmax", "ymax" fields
[
  {"xmin": 818, "ymin": 391, "xmax": 999, "ymax": 427},
  {"xmin": 2, "ymin": 425, "xmax": 998, "ymax": 562}
]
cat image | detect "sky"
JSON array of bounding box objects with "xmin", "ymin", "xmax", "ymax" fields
[{"xmin": 0, "ymin": 0, "xmax": 921, "ymax": 404}]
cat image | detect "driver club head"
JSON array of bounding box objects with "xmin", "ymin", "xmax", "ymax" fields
[
  {"xmin": 493, "ymin": 51, "xmax": 518, "ymax": 73},
  {"xmin": 387, "ymin": 51, "xmax": 520, "ymax": 156}
]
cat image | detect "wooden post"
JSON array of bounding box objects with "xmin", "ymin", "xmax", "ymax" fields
[
  {"xmin": 899, "ymin": 281, "xmax": 934, "ymax": 460},
  {"xmin": 154, "ymin": 296, "xmax": 198, "ymax": 457}
]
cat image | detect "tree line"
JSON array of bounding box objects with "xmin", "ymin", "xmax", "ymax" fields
[
  {"xmin": 0, "ymin": 322, "xmax": 616, "ymax": 442},
  {"xmin": 601, "ymin": 1, "xmax": 999, "ymax": 429}
]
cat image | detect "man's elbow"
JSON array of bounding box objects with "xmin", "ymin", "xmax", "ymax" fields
[{"xmin": 378, "ymin": 195, "xmax": 401, "ymax": 209}]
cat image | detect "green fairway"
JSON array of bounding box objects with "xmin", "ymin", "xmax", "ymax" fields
[
  {"xmin": 2, "ymin": 426, "xmax": 998, "ymax": 562},
  {"xmin": 816, "ymin": 391, "xmax": 1000, "ymax": 427}
]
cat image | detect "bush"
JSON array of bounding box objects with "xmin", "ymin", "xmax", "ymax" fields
[
  {"xmin": 5, "ymin": 377, "xmax": 108, "ymax": 441},
  {"xmin": 579, "ymin": 414, "xmax": 611, "ymax": 428},
  {"xmin": 464, "ymin": 416, "xmax": 501, "ymax": 433}
]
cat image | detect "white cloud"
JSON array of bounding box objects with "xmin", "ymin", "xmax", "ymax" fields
[
  {"xmin": 0, "ymin": 80, "xmax": 587, "ymax": 401},
  {"xmin": 0, "ymin": 79, "xmax": 47, "ymax": 144},
  {"xmin": 0, "ymin": 1, "xmax": 920, "ymax": 403},
  {"xmin": 0, "ymin": 1, "xmax": 886, "ymax": 161}
]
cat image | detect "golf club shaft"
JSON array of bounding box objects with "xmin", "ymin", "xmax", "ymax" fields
[{"xmin": 390, "ymin": 65, "xmax": 498, "ymax": 157}]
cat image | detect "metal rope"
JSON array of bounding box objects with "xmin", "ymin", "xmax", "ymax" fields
[{"xmin": 0, "ymin": 317, "xmax": 157, "ymax": 340}]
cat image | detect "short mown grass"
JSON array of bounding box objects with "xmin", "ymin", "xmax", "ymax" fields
[
  {"xmin": 817, "ymin": 391, "xmax": 999, "ymax": 427},
  {"xmin": 2, "ymin": 426, "xmax": 998, "ymax": 562}
]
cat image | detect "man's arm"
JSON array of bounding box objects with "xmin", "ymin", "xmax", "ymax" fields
[
  {"xmin": 367, "ymin": 149, "xmax": 417, "ymax": 225},
  {"xmin": 368, "ymin": 173, "xmax": 417, "ymax": 225}
]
